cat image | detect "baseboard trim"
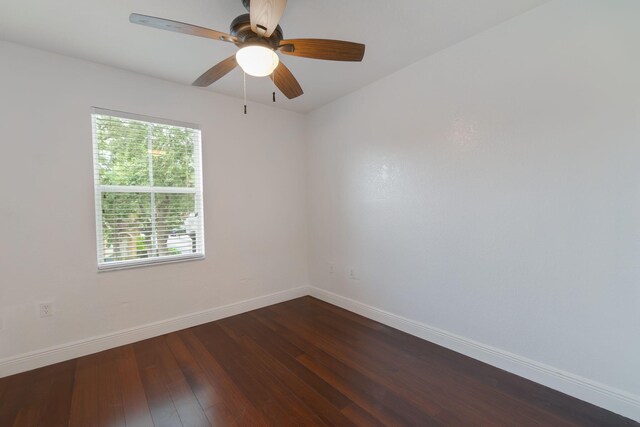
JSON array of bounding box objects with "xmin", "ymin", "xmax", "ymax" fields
[
  {"xmin": 0, "ymin": 286, "xmax": 311, "ymax": 378},
  {"xmin": 309, "ymin": 286, "xmax": 640, "ymax": 422}
]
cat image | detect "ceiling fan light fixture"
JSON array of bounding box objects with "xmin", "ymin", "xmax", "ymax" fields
[{"xmin": 235, "ymin": 45, "xmax": 279, "ymax": 77}]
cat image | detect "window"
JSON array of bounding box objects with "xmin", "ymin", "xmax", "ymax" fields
[{"xmin": 92, "ymin": 108, "xmax": 204, "ymax": 270}]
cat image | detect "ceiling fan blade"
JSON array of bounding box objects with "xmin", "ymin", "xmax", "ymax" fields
[
  {"xmin": 249, "ymin": 0, "xmax": 287, "ymax": 37},
  {"xmin": 279, "ymin": 39, "xmax": 365, "ymax": 62},
  {"xmin": 271, "ymin": 61, "xmax": 303, "ymax": 99},
  {"xmin": 130, "ymin": 13, "xmax": 236, "ymax": 43},
  {"xmin": 192, "ymin": 56, "xmax": 238, "ymax": 87}
]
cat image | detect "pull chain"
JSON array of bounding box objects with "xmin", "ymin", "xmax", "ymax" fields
[
  {"xmin": 272, "ymin": 71, "xmax": 276, "ymax": 103},
  {"xmin": 243, "ymin": 71, "xmax": 247, "ymax": 115}
]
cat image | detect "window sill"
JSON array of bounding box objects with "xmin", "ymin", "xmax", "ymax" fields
[{"xmin": 97, "ymin": 254, "xmax": 205, "ymax": 272}]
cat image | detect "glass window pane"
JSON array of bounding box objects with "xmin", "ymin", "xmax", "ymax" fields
[
  {"xmin": 96, "ymin": 116, "xmax": 150, "ymax": 186},
  {"xmin": 101, "ymin": 192, "xmax": 152, "ymax": 262},
  {"xmin": 154, "ymin": 193, "xmax": 198, "ymax": 257},
  {"xmin": 151, "ymin": 124, "xmax": 196, "ymax": 188}
]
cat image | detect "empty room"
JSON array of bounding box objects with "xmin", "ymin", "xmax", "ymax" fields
[{"xmin": 0, "ymin": 0, "xmax": 638, "ymax": 425}]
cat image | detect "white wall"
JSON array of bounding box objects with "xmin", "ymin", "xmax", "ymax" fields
[
  {"xmin": 308, "ymin": 0, "xmax": 640, "ymax": 418},
  {"xmin": 0, "ymin": 41, "xmax": 308, "ymax": 366},
  {"xmin": 1, "ymin": 0, "xmax": 639, "ymax": 420}
]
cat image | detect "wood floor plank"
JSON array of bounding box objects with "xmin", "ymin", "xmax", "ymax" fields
[
  {"xmin": 0, "ymin": 370, "xmax": 38, "ymax": 426},
  {"xmin": 241, "ymin": 311, "xmax": 353, "ymax": 410},
  {"xmin": 165, "ymin": 330, "xmax": 266, "ymax": 426},
  {"xmin": 192, "ymin": 321, "xmax": 327, "ymax": 426},
  {"xmin": 0, "ymin": 371, "xmax": 7, "ymax": 402},
  {"xmin": 0, "ymin": 296, "xmax": 637, "ymax": 426},
  {"xmin": 301, "ymin": 297, "xmax": 633, "ymax": 427},
  {"xmin": 68, "ymin": 352, "xmax": 102, "ymax": 426},
  {"xmin": 0, "ymin": 373, "xmax": 11, "ymax": 422},
  {"xmin": 253, "ymin": 308, "xmax": 442, "ymax": 425},
  {"xmin": 177, "ymin": 328, "xmax": 269, "ymax": 426},
  {"xmin": 298, "ymin": 352, "xmax": 441, "ymax": 426},
  {"xmin": 96, "ymin": 349, "xmax": 127, "ymax": 427},
  {"xmin": 341, "ymin": 402, "xmax": 387, "ymax": 427},
  {"xmin": 266, "ymin": 304, "xmax": 457, "ymax": 425},
  {"xmin": 316, "ymin": 315, "xmax": 576, "ymax": 426},
  {"xmin": 219, "ymin": 318, "xmax": 357, "ymax": 426},
  {"xmin": 116, "ymin": 345, "xmax": 154, "ymax": 427},
  {"xmin": 134, "ymin": 336, "xmax": 209, "ymax": 427},
  {"xmin": 277, "ymin": 298, "xmax": 578, "ymax": 426},
  {"xmin": 33, "ymin": 360, "xmax": 76, "ymax": 427},
  {"xmin": 69, "ymin": 349, "xmax": 130, "ymax": 427},
  {"xmin": 153, "ymin": 338, "xmax": 210, "ymax": 427},
  {"xmin": 10, "ymin": 370, "xmax": 48, "ymax": 427}
]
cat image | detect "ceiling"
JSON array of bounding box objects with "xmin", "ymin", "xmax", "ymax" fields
[{"xmin": 0, "ymin": 0, "xmax": 551, "ymax": 113}]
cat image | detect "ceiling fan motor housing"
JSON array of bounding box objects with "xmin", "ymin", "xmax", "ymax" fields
[{"xmin": 230, "ymin": 13, "xmax": 283, "ymax": 49}]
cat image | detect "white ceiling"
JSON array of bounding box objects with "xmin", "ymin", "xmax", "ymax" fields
[{"xmin": 0, "ymin": 0, "xmax": 550, "ymax": 113}]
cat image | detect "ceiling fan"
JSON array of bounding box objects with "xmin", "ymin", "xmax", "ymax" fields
[{"xmin": 130, "ymin": 0, "xmax": 366, "ymax": 100}]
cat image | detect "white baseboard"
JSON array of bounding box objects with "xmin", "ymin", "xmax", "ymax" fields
[
  {"xmin": 0, "ymin": 286, "xmax": 311, "ymax": 378},
  {"xmin": 309, "ymin": 286, "xmax": 640, "ymax": 423}
]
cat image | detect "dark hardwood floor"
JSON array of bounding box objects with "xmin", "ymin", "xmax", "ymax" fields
[{"xmin": 0, "ymin": 296, "xmax": 636, "ymax": 426}]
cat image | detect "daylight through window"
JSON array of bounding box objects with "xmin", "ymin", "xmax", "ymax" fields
[{"xmin": 92, "ymin": 108, "xmax": 204, "ymax": 270}]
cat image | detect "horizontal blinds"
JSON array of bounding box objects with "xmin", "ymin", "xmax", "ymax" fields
[{"xmin": 92, "ymin": 109, "xmax": 205, "ymax": 269}]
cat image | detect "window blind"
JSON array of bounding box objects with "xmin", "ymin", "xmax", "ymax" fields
[{"xmin": 92, "ymin": 108, "xmax": 205, "ymax": 270}]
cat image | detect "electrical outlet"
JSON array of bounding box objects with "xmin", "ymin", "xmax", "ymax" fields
[
  {"xmin": 328, "ymin": 262, "xmax": 335, "ymax": 274},
  {"xmin": 349, "ymin": 268, "xmax": 358, "ymax": 280},
  {"xmin": 39, "ymin": 302, "xmax": 53, "ymax": 318}
]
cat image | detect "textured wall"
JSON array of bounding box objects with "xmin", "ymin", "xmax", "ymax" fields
[{"xmin": 308, "ymin": 0, "xmax": 640, "ymax": 402}]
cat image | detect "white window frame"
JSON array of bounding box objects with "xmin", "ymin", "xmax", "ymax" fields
[{"xmin": 92, "ymin": 108, "xmax": 205, "ymax": 271}]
